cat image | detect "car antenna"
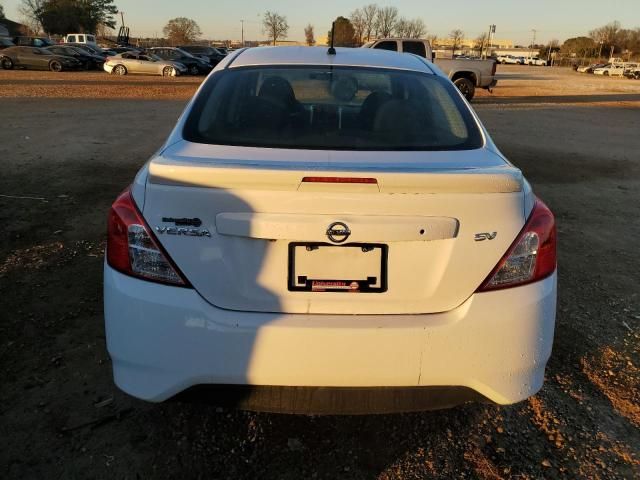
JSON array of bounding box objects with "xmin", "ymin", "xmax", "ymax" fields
[{"xmin": 327, "ymin": 21, "xmax": 336, "ymax": 55}]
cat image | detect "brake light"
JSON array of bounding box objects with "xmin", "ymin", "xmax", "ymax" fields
[
  {"xmin": 107, "ymin": 188, "xmax": 189, "ymax": 286},
  {"xmin": 302, "ymin": 177, "xmax": 378, "ymax": 184},
  {"xmin": 478, "ymin": 198, "xmax": 556, "ymax": 291}
]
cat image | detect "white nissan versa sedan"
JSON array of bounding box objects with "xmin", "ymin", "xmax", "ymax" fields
[{"xmin": 104, "ymin": 47, "xmax": 557, "ymax": 414}]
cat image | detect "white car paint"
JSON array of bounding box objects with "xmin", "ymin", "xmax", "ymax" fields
[
  {"xmin": 593, "ymin": 64, "xmax": 626, "ymax": 76},
  {"xmin": 104, "ymin": 46, "xmax": 557, "ymax": 412}
]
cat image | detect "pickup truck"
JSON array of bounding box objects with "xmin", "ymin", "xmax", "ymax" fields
[{"xmin": 362, "ymin": 38, "xmax": 497, "ymax": 100}]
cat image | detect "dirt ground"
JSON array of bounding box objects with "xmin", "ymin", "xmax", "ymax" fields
[{"xmin": 0, "ymin": 65, "xmax": 639, "ymax": 479}]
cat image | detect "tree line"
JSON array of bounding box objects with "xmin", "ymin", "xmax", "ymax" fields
[
  {"xmin": 19, "ymin": 0, "xmax": 118, "ymax": 35},
  {"xmin": 559, "ymin": 21, "xmax": 640, "ymax": 59}
]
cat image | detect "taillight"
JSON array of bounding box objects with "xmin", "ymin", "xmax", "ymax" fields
[
  {"xmin": 107, "ymin": 188, "xmax": 189, "ymax": 286},
  {"xmin": 478, "ymin": 198, "xmax": 556, "ymax": 291}
]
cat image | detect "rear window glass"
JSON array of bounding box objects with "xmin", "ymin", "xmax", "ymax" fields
[{"xmin": 184, "ymin": 66, "xmax": 483, "ymax": 151}]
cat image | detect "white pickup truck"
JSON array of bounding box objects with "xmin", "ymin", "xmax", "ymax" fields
[
  {"xmin": 362, "ymin": 38, "xmax": 497, "ymax": 101},
  {"xmin": 63, "ymin": 33, "xmax": 98, "ymax": 47}
]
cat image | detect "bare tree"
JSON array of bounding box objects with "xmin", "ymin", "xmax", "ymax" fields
[
  {"xmin": 262, "ymin": 11, "xmax": 289, "ymax": 46},
  {"xmin": 395, "ymin": 17, "xmax": 409, "ymax": 38},
  {"xmin": 304, "ymin": 24, "xmax": 315, "ymax": 46},
  {"xmin": 361, "ymin": 4, "xmax": 378, "ymax": 42},
  {"xmin": 474, "ymin": 32, "xmax": 488, "ymax": 55},
  {"xmin": 427, "ymin": 33, "xmax": 438, "ymax": 47},
  {"xmin": 163, "ymin": 17, "xmax": 202, "ymax": 45},
  {"xmin": 449, "ymin": 29, "xmax": 464, "ymax": 56},
  {"xmin": 350, "ymin": 8, "xmax": 366, "ymax": 45},
  {"xmin": 96, "ymin": 22, "xmax": 115, "ymax": 40},
  {"xmin": 376, "ymin": 6, "xmax": 398, "ymax": 38},
  {"xmin": 406, "ymin": 19, "xmax": 426, "ymax": 38},
  {"xmin": 19, "ymin": 0, "xmax": 46, "ymax": 33},
  {"xmin": 589, "ymin": 21, "xmax": 621, "ymax": 46}
]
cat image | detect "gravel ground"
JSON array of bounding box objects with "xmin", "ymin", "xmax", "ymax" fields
[{"xmin": 0, "ymin": 66, "xmax": 639, "ymax": 479}]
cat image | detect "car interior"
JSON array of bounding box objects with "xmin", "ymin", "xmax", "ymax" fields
[{"xmin": 192, "ymin": 68, "xmax": 474, "ymax": 150}]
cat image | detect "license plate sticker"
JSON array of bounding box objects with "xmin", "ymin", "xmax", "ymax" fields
[{"xmin": 288, "ymin": 243, "xmax": 388, "ymax": 293}]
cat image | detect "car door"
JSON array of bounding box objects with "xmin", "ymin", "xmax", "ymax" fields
[
  {"xmin": 137, "ymin": 55, "xmax": 159, "ymax": 74},
  {"xmin": 16, "ymin": 47, "xmax": 42, "ymax": 69}
]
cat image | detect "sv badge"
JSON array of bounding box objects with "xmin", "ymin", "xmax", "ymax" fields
[{"xmin": 474, "ymin": 232, "xmax": 497, "ymax": 242}]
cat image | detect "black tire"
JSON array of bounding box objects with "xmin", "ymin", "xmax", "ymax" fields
[
  {"xmin": 603, "ymin": 71, "xmax": 609, "ymax": 76},
  {"xmin": 453, "ymin": 77, "xmax": 476, "ymax": 101},
  {"xmin": 0, "ymin": 56, "xmax": 13, "ymax": 70},
  {"xmin": 162, "ymin": 66, "xmax": 176, "ymax": 77},
  {"xmin": 188, "ymin": 65, "xmax": 199, "ymax": 75},
  {"xmin": 49, "ymin": 60, "xmax": 63, "ymax": 72},
  {"xmin": 501, "ymin": 60, "xmax": 506, "ymax": 64},
  {"xmin": 113, "ymin": 64, "xmax": 127, "ymax": 76}
]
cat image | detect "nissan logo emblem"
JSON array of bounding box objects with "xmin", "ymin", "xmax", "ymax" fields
[{"xmin": 326, "ymin": 222, "xmax": 351, "ymax": 243}]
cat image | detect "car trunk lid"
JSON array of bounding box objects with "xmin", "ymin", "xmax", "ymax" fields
[{"xmin": 142, "ymin": 141, "xmax": 525, "ymax": 314}]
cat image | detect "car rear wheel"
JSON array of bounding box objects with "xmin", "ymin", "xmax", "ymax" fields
[
  {"xmin": 0, "ymin": 56, "xmax": 13, "ymax": 70},
  {"xmin": 188, "ymin": 65, "xmax": 199, "ymax": 75},
  {"xmin": 49, "ymin": 60, "xmax": 63, "ymax": 72},
  {"xmin": 162, "ymin": 66, "xmax": 177, "ymax": 77},
  {"xmin": 453, "ymin": 77, "xmax": 475, "ymax": 101},
  {"xmin": 113, "ymin": 64, "xmax": 127, "ymax": 75},
  {"xmin": 604, "ymin": 71, "xmax": 609, "ymax": 76}
]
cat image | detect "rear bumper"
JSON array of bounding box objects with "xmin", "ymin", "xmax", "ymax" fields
[{"xmin": 104, "ymin": 265, "xmax": 556, "ymax": 411}]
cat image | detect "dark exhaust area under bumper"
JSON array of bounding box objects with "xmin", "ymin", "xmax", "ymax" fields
[{"xmin": 171, "ymin": 385, "xmax": 492, "ymax": 415}]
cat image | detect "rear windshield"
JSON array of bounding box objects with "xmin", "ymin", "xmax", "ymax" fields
[{"xmin": 184, "ymin": 66, "xmax": 483, "ymax": 151}]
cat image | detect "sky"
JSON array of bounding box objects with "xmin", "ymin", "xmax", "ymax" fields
[{"xmin": 2, "ymin": 0, "xmax": 639, "ymax": 45}]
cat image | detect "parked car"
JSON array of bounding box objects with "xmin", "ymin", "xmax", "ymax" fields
[
  {"xmin": 177, "ymin": 45, "xmax": 226, "ymax": 66},
  {"xmin": 146, "ymin": 47, "xmax": 212, "ymax": 75},
  {"xmin": 0, "ymin": 46, "xmax": 82, "ymax": 71},
  {"xmin": 0, "ymin": 37, "xmax": 15, "ymax": 50},
  {"xmin": 577, "ymin": 63, "xmax": 606, "ymax": 73},
  {"xmin": 362, "ymin": 38, "xmax": 497, "ymax": 100},
  {"xmin": 63, "ymin": 33, "xmax": 98, "ymax": 47},
  {"xmin": 45, "ymin": 45, "xmax": 104, "ymax": 70},
  {"xmin": 108, "ymin": 46, "xmax": 143, "ymax": 55},
  {"xmin": 624, "ymin": 67, "xmax": 640, "ymax": 80},
  {"xmin": 103, "ymin": 52, "xmax": 187, "ymax": 76},
  {"xmin": 497, "ymin": 55, "xmax": 526, "ymax": 65},
  {"xmin": 12, "ymin": 36, "xmax": 55, "ymax": 48},
  {"xmin": 593, "ymin": 64, "xmax": 625, "ymax": 76},
  {"xmin": 104, "ymin": 46, "xmax": 557, "ymax": 414},
  {"xmin": 523, "ymin": 56, "xmax": 547, "ymax": 66},
  {"xmin": 67, "ymin": 43, "xmax": 117, "ymax": 58}
]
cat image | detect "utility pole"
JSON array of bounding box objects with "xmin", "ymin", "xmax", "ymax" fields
[
  {"xmin": 598, "ymin": 40, "xmax": 604, "ymax": 60},
  {"xmin": 529, "ymin": 29, "xmax": 537, "ymax": 59},
  {"xmin": 483, "ymin": 24, "xmax": 495, "ymax": 59},
  {"xmin": 240, "ymin": 20, "xmax": 244, "ymax": 47}
]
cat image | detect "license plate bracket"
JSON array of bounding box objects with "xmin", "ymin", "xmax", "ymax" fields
[{"xmin": 288, "ymin": 243, "xmax": 388, "ymax": 293}]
